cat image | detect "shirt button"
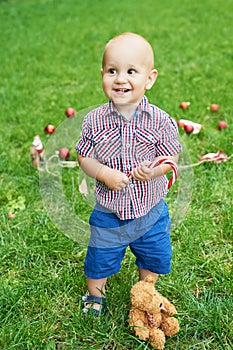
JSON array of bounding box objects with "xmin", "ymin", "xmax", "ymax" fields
[
  {"xmin": 126, "ymin": 143, "xmax": 131, "ymax": 148},
  {"xmin": 130, "ymin": 183, "xmax": 135, "ymax": 188}
]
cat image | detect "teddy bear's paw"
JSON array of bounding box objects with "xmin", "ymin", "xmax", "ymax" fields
[
  {"xmin": 149, "ymin": 328, "xmax": 166, "ymax": 350},
  {"xmin": 161, "ymin": 317, "xmax": 179, "ymax": 337},
  {"xmin": 135, "ymin": 327, "xmax": 150, "ymax": 340}
]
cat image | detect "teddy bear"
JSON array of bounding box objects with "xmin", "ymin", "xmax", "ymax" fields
[{"xmin": 128, "ymin": 275, "xmax": 179, "ymax": 350}]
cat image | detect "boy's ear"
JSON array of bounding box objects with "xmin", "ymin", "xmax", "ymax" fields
[
  {"xmin": 100, "ymin": 68, "xmax": 104, "ymax": 77},
  {"xmin": 146, "ymin": 69, "xmax": 158, "ymax": 90}
]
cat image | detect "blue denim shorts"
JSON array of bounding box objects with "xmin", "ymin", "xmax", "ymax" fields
[{"xmin": 84, "ymin": 200, "xmax": 172, "ymax": 279}]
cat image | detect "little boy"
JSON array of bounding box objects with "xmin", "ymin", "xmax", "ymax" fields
[{"xmin": 76, "ymin": 32, "xmax": 182, "ymax": 315}]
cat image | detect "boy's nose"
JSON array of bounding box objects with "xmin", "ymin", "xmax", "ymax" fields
[{"xmin": 115, "ymin": 72, "xmax": 127, "ymax": 83}]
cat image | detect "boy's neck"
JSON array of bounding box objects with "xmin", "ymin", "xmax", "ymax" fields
[{"xmin": 114, "ymin": 103, "xmax": 138, "ymax": 120}]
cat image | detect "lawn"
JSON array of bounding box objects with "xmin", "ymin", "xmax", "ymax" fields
[{"xmin": 0, "ymin": 0, "xmax": 232, "ymax": 349}]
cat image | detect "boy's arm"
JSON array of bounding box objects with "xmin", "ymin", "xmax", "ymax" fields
[
  {"xmin": 78, "ymin": 154, "xmax": 130, "ymax": 191},
  {"xmin": 131, "ymin": 154, "xmax": 179, "ymax": 181}
]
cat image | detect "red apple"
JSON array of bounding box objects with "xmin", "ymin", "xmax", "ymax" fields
[
  {"xmin": 210, "ymin": 104, "xmax": 219, "ymax": 112},
  {"xmin": 65, "ymin": 107, "xmax": 76, "ymax": 117},
  {"xmin": 184, "ymin": 124, "xmax": 194, "ymax": 134},
  {"xmin": 44, "ymin": 124, "xmax": 55, "ymax": 134},
  {"xmin": 180, "ymin": 101, "xmax": 190, "ymax": 109},
  {"xmin": 8, "ymin": 211, "xmax": 15, "ymax": 219},
  {"xmin": 59, "ymin": 147, "xmax": 70, "ymax": 159},
  {"xmin": 218, "ymin": 120, "xmax": 227, "ymax": 130},
  {"xmin": 177, "ymin": 120, "xmax": 185, "ymax": 128}
]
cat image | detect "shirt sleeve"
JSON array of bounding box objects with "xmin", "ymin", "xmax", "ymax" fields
[
  {"xmin": 156, "ymin": 113, "xmax": 182, "ymax": 156},
  {"xmin": 75, "ymin": 114, "xmax": 94, "ymax": 158}
]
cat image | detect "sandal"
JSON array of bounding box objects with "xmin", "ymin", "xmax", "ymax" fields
[{"xmin": 82, "ymin": 295, "xmax": 107, "ymax": 316}]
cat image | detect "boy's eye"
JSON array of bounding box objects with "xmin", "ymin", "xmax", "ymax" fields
[
  {"xmin": 128, "ymin": 69, "xmax": 136, "ymax": 75},
  {"xmin": 108, "ymin": 68, "xmax": 117, "ymax": 74}
]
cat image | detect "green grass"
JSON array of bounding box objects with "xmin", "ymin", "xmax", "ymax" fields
[{"xmin": 0, "ymin": 0, "xmax": 232, "ymax": 349}]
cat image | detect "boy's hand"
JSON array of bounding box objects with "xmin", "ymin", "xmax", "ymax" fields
[
  {"xmin": 130, "ymin": 160, "xmax": 154, "ymax": 181},
  {"xmin": 131, "ymin": 155, "xmax": 179, "ymax": 181},
  {"xmin": 98, "ymin": 165, "xmax": 130, "ymax": 191},
  {"xmin": 77, "ymin": 155, "xmax": 129, "ymax": 191}
]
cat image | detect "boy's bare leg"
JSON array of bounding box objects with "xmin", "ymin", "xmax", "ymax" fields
[
  {"xmin": 139, "ymin": 268, "xmax": 159, "ymax": 282},
  {"xmin": 86, "ymin": 277, "xmax": 107, "ymax": 310}
]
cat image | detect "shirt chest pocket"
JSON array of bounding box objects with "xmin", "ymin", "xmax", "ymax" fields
[
  {"xmin": 135, "ymin": 129, "xmax": 157, "ymax": 162},
  {"xmin": 93, "ymin": 128, "xmax": 122, "ymax": 162}
]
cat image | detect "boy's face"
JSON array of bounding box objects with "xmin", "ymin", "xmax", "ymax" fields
[{"xmin": 101, "ymin": 35, "xmax": 157, "ymax": 111}]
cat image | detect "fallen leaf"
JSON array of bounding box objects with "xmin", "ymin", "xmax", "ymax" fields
[
  {"xmin": 195, "ymin": 284, "xmax": 200, "ymax": 299},
  {"xmin": 199, "ymin": 150, "xmax": 227, "ymax": 163},
  {"xmin": 79, "ymin": 178, "xmax": 88, "ymax": 195}
]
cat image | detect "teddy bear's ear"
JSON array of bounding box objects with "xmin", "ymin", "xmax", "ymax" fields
[{"xmin": 144, "ymin": 275, "xmax": 156, "ymax": 284}]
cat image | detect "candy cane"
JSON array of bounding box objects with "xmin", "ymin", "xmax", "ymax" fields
[{"xmin": 149, "ymin": 158, "xmax": 178, "ymax": 189}]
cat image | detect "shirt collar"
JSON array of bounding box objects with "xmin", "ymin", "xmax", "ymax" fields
[
  {"xmin": 107, "ymin": 100, "xmax": 121, "ymax": 117},
  {"xmin": 137, "ymin": 96, "xmax": 152, "ymax": 118},
  {"xmin": 104, "ymin": 95, "xmax": 152, "ymax": 119}
]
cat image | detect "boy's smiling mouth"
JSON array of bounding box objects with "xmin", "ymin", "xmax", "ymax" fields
[{"xmin": 114, "ymin": 88, "xmax": 130, "ymax": 93}]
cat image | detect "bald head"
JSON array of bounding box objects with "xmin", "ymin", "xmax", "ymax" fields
[
  {"xmin": 102, "ymin": 32, "xmax": 155, "ymax": 70},
  {"xmin": 100, "ymin": 32, "xmax": 158, "ymax": 114}
]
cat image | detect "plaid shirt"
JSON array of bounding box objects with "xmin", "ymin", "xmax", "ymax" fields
[{"xmin": 76, "ymin": 96, "xmax": 182, "ymax": 220}]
